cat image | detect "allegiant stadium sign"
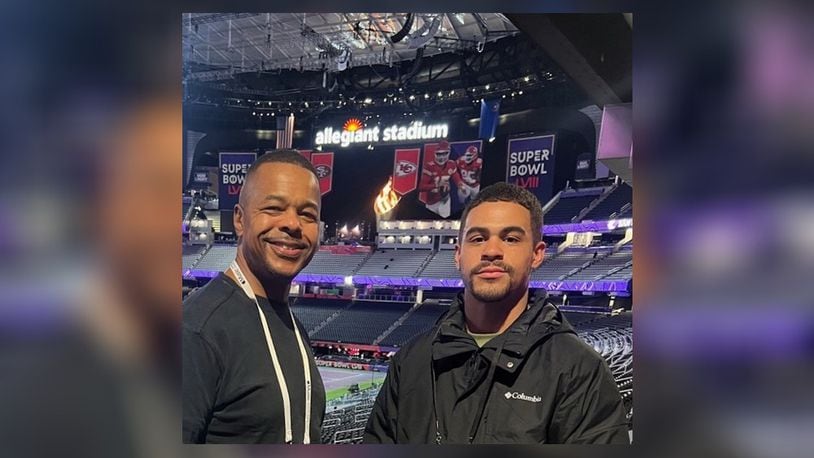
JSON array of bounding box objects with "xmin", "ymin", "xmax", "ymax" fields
[{"xmin": 314, "ymin": 118, "xmax": 448, "ymax": 148}]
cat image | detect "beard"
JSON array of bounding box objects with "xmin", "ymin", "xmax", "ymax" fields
[{"xmin": 467, "ymin": 261, "xmax": 515, "ymax": 303}]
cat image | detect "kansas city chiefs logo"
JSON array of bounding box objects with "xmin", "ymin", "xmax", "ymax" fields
[
  {"xmin": 314, "ymin": 164, "xmax": 332, "ymax": 178},
  {"xmin": 395, "ymin": 160, "xmax": 417, "ymax": 177}
]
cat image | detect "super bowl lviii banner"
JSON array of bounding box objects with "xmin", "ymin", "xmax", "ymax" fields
[
  {"xmin": 219, "ymin": 152, "xmax": 257, "ymax": 210},
  {"xmin": 310, "ymin": 152, "xmax": 334, "ymax": 196},
  {"xmin": 392, "ymin": 148, "xmax": 420, "ymax": 195},
  {"xmin": 506, "ymin": 134, "xmax": 556, "ymax": 204}
]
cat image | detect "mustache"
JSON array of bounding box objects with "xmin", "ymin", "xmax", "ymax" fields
[{"xmin": 470, "ymin": 261, "xmax": 514, "ymax": 276}]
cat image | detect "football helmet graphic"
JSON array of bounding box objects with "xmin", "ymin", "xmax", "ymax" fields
[
  {"xmin": 434, "ymin": 140, "xmax": 451, "ymax": 165},
  {"xmin": 463, "ymin": 145, "xmax": 479, "ymax": 164}
]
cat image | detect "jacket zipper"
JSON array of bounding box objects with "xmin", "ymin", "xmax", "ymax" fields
[{"xmin": 467, "ymin": 339, "xmax": 506, "ymax": 443}]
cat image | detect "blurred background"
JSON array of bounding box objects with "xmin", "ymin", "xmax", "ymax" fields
[{"xmin": 0, "ymin": 0, "xmax": 813, "ymax": 457}]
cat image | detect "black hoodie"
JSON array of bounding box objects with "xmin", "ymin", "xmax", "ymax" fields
[{"xmin": 363, "ymin": 292, "xmax": 629, "ymax": 444}]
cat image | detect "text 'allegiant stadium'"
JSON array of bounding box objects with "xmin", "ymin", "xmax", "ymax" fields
[{"xmin": 314, "ymin": 122, "xmax": 449, "ymax": 148}]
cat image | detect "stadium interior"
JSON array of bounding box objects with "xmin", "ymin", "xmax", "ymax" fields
[{"xmin": 182, "ymin": 13, "xmax": 632, "ymax": 444}]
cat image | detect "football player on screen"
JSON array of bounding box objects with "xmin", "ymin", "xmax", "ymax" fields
[
  {"xmin": 456, "ymin": 145, "xmax": 483, "ymax": 204},
  {"xmin": 418, "ymin": 140, "xmax": 464, "ymax": 218}
]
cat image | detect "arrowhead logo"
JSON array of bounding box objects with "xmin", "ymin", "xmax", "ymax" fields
[{"xmin": 395, "ymin": 160, "xmax": 417, "ymax": 177}]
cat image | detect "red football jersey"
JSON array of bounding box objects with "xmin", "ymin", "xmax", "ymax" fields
[
  {"xmin": 456, "ymin": 157, "xmax": 483, "ymax": 186},
  {"xmin": 419, "ymin": 160, "xmax": 462, "ymax": 205}
]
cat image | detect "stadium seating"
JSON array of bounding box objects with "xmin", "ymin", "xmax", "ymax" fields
[
  {"xmin": 311, "ymin": 301, "xmax": 413, "ymax": 344},
  {"xmin": 418, "ymin": 250, "xmax": 458, "ymax": 278},
  {"xmin": 530, "ymin": 247, "xmax": 598, "ymax": 281},
  {"xmin": 378, "ymin": 301, "xmax": 449, "ymax": 347},
  {"xmin": 562, "ymin": 311, "xmax": 603, "ymax": 326},
  {"xmin": 543, "ymin": 189, "xmax": 605, "ymax": 224},
  {"xmin": 573, "ymin": 313, "xmax": 633, "ymax": 397},
  {"xmin": 300, "ymin": 250, "xmax": 370, "ymax": 275},
  {"xmin": 182, "ymin": 244, "xmax": 206, "ymax": 270},
  {"xmin": 565, "ymin": 247, "xmax": 633, "ymax": 280},
  {"xmin": 582, "ymin": 183, "xmax": 633, "ymax": 221},
  {"xmin": 290, "ymin": 298, "xmax": 352, "ymax": 334},
  {"xmin": 321, "ymin": 389, "xmax": 378, "ymax": 444},
  {"xmin": 615, "ymin": 204, "xmax": 632, "ymax": 218},
  {"xmin": 184, "ymin": 243, "xmax": 632, "ymax": 282},
  {"xmin": 564, "ymin": 312, "xmax": 633, "ymax": 427},
  {"xmin": 193, "ymin": 243, "xmax": 237, "ymax": 271},
  {"xmin": 354, "ymin": 249, "xmax": 433, "ymax": 277},
  {"xmin": 602, "ymin": 262, "xmax": 632, "ymax": 280}
]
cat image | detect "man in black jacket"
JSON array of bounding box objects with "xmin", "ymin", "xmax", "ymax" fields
[{"xmin": 364, "ymin": 183, "xmax": 629, "ymax": 444}]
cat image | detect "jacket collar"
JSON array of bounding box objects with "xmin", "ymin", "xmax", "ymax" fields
[{"xmin": 431, "ymin": 290, "xmax": 575, "ymax": 373}]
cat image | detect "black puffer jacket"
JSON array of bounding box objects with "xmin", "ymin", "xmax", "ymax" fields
[{"xmin": 364, "ymin": 292, "xmax": 629, "ymax": 444}]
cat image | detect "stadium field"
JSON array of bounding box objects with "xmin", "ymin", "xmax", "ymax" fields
[{"xmin": 318, "ymin": 367, "xmax": 386, "ymax": 402}]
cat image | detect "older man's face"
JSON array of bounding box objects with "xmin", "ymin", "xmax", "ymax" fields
[{"xmin": 235, "ymin": 162, "xmax": 321, "ymax": 282}]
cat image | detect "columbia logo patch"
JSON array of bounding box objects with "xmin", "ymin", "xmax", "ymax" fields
[{"xmin": 504, "ymin": 391, "xmax": 542, "ymax": 403}]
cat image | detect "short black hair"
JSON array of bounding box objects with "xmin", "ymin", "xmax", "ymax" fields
[
  {"xmin": 245, "ymin": 149, "xmax": 319, "ymax": 182},
  {"xmin": 458, "ymin": 182, "xmax": 544, "ymax": 244}
]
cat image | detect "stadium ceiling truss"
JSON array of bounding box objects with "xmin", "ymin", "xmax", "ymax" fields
[
  {"xmin": 182, "ymin": 13, "xmax": 587, "ymax": 127},
  {"xmin": 185, "ymin": 37, "xmax": 562, "ymax": 98},
  {"xmin": 181, "ymin": 37, "xmax": 572, "ymax": 127},
  {"xmin": 182, "ymin": 13, "xmax": 519, "ymax": 82}
]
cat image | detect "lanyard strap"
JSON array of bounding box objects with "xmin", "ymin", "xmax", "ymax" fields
[{"xmin": 229, "ymin": 261, "xmax": 312, "ymax": 444}]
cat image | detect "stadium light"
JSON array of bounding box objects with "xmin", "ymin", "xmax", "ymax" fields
[{"xmin": 344, "ymin": 276, "xmax": 353, "ymax": 286}]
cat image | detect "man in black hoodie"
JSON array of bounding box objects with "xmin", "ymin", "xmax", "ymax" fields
[{"xmin": 364, "ymin": 183, "xmax": 629, "ymax": 444}]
